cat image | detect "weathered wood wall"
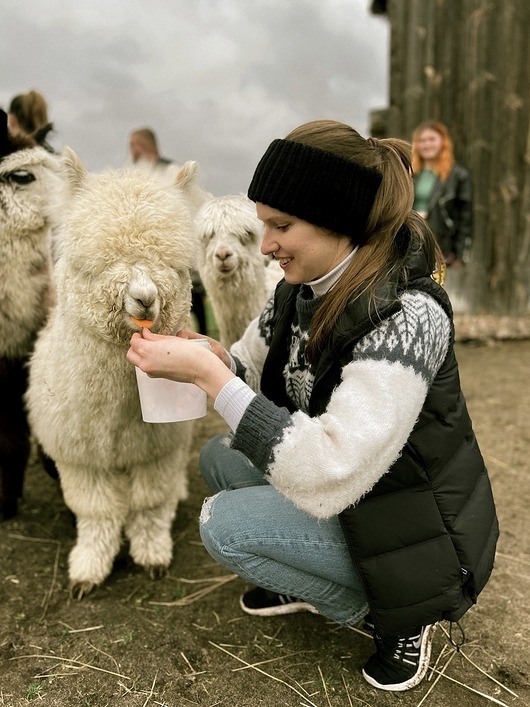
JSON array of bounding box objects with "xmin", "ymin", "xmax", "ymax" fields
[{"xmin": 373, "ymin": 0, "xmax": 530, "ymax": 315}]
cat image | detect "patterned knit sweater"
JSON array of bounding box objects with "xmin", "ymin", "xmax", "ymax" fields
[{"xmin": 223, "ymin": 284, "xmax": 451, "ymax": 520}]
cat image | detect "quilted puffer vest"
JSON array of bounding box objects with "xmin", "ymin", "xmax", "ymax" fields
[{"xmin": 260, "ymin": 236, "xmax": 498, "ymax": 636}]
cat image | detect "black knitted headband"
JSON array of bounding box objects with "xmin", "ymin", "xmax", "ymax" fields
[{"xmin": 247, "ymin": 138, "xmax": 382, "ymax": 242}]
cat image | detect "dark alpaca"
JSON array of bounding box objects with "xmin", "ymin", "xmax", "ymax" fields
[{"xmin": 0, "ymin": 359, "xmax": 31, "ymax": 518}]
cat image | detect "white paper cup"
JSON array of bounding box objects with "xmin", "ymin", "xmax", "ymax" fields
[{"xmin": 135, "ymin": 338, "xmax": 210, "ymax": 423}]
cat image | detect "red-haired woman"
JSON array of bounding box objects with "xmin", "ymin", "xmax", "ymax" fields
[{"xmin": 412, "ymin": 121, "xmax": 473, "ymax": 267}]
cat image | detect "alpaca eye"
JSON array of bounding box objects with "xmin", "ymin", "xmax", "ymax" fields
[
  {"xmin": 241, "ymin": 230, "xmax": 255, "ymax": 244},
  {"xmin": 9, "ymin": 170, "xmax": 36, "ymax": 185}
]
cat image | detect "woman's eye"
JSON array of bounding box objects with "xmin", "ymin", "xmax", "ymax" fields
[{"xmin": 276, "ymin": 223, "xmax": 289, "ymax": 232}]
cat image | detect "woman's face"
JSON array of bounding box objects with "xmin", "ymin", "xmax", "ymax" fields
[
  {"xmin": 416, "ymin": 128, "xmax": 444, "ymax": 162},
  {"xmin": 257, "ymin": 203, "xmax": 353, "ymax": 285}
]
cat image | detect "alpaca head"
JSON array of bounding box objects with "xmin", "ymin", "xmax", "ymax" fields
[
  {"xmin": 0, "ymin": 144, "xmax": 63, "ymax": 239},
  {"xmin": 55, "ymin": 148, "xmax": 198, "ymax": 344},
  {"xmin": 195, "ymin": 194, "xmax": 264, "ymax": 280}
]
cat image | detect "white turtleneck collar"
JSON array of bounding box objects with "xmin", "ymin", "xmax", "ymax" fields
[{"xmin": 305, "ymin": 247, "xmax": 358, "ymax": 298}]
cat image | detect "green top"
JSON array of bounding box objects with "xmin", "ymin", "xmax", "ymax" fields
[{"xmin": 413, "ymin": 169, "xmax": 437, "ymax": 214}]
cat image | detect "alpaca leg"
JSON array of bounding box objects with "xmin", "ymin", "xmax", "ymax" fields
[
  {"xmin": 125, "ymin": 502, "xmax": 178, "ymax": 578},
  {"xmin": 58, "ymin": 465, "xmax": 128, "ymax": 599},
  {"xmin": 125, "ymin": 453, "xmax": 189, "ymax": 577},
  {"xmin": 0, "ymin": 358, "xmax": 31, "ymax": 520},
  {"xmin": 0, "ymin": 441, "xmax": 29, "ymax": 520},
  {"xmin": 68, "ymin": 516, "xmax": 124, "ymax": 599}
]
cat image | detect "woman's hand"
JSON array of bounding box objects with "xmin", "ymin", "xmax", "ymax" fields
[
  {"xmin": 175, "ymin": 329, "xmax": 232, "ymax": 368},
  {"xmin": 127, "ymin": 328, "xmax": 235, "ymax": 399}
]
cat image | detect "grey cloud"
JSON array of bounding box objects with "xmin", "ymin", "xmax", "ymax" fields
[{"xmin": 0, "ymin": 0, "xmax": 388, "ymax": 195}]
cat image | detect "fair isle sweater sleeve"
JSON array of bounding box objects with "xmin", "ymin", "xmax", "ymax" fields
[
  {"xmin": 228, "ymin": 294, "xmax": 275, "ymax": 392},
  {"xmin": 231, "ymin": 291, "xmax": 451, "ymax": 520}
]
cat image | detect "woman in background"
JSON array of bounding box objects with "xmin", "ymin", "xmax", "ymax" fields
[
  {"xmin": 412, "ymin": 120, "xmax": 473, "ymax": 267},
  {"xmin": 8, "ymin": 89, "xmax": 55, "ymax": 153}
]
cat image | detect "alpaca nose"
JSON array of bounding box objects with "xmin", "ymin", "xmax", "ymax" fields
[
  {"xmin": 215, "ymin": 247, "xmax": 233, "ymax": 262},
  {"xmin": 136, "ymin": 293, "xmax": 156, "ymax": 308},
  {"xmin": 129, "ymin": 269, "xmax": 158, "ymax": 307}
]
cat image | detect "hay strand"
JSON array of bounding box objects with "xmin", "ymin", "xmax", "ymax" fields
[
  {"xmin": 149, "ymin": 574, "xmax": 237, "ymax": 606},
  {"xmin": 10, "ymin": 654, "xmax": 131, "ymax": 680},
  {"xmin": 209, "ymin": 641, "xmax": 319, "ymax": 707}
]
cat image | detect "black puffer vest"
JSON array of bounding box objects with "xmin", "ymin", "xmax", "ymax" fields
[{"xmin": 260, "ymin": 239, "xmax": 498, "ymax": 636}]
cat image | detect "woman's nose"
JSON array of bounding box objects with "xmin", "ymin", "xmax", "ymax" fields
[{"xmin": 260, "ymin": 227, "xmax": 277, "ymax": 256}]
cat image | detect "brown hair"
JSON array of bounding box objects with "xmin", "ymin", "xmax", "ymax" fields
[
  {"xmin": 130, "ymin": 127, "xmax": 159, "ymax": 151},
  {"xmin": 8, "ymin": 89, "xmax": 49, "ymax": 135},
  {"xmin": 411, "ymin": 120, "xmax": 454, "ymax": 182},
  {"xmin": 284, "ymin": 120, "xmax": 443, "ymax": 363}
]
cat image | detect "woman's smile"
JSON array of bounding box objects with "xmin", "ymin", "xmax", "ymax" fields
[{"xmin": 276, "ymin": 256, "xmax": 294, "ymax": 269}]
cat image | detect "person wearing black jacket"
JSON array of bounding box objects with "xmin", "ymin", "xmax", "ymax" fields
[
  {"xmin": 127, "ymin": 120, "xmax": 498, "ymax": 692},
  {"xmin": 412, "ymin": 120, "xmax": 473, "ymax": 267}
]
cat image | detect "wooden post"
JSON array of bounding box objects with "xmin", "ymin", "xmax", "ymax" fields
[{"xmin": 373, "ymin": 0, "xmax": 530, "ymax": 315}]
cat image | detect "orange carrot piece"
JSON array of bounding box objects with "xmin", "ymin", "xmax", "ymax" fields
[{"xmin": 131, "ymin": 317, "xmax": 154, "ymax": 328}]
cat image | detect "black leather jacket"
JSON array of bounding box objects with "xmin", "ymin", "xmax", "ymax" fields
[{"xmin": 420, "ymin": 164, "xmax": 473, "ymax": 262}]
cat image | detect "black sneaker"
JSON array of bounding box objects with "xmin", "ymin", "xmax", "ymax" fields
[
  {"xmin": 239, "ymin": 587, "xmax": 319, "ymax": 617},
  {"xmin": 362, "ymin": 624, "xmax": 436, "ymax": 691}
]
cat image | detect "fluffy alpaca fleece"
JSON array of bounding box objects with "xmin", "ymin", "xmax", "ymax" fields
[
  {"xmin": 26, "ymin": 148, "xmax": 199, "ymax": 598},
  {"xmin": 195, "ymin": 194, "xmax": 283, "ymax": 347},
  {"xmin": 133, "ymin": 157, "xmax": 212, "ymax": 218},
  {"xmin": 0, "ymin": 143, "xmax": 63, "ymax": 519}
]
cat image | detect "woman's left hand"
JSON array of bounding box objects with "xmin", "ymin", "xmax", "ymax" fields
[{"xmin": 127, "ymin": 328, "xmax": 235, "ymax": 398}]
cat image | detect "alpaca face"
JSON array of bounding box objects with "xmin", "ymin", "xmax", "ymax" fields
[
  {"xmin": 196, "ymin": 195, "xmax": 264, "ymax": 279},
  {"xmin": 0, "ymin": 147, "xmax": 61, "ymax": 237},
  {"xmin": 57, "ymin": 254, "xmax": 192, "ymax": 344},
  {"xmin": 55, "ymin": 153, "xmax": 198, "ymax": 344},
  {"xmin": 205, "ymin": 227, "xmax": 258, "ymax": 276}
]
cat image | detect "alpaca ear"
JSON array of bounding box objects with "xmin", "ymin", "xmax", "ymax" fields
[
  {"xmin": 62, "ymin": 146, "xmax": 88, "ymax": 192},
  {"xmin": 174, "ymin": 160, "xmax": 198, "ymax": 191}
]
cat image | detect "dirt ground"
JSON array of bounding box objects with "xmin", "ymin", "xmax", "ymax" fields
[{"xmin": 1, "ymin": 338, "xmax": 529, "ymax": 707}]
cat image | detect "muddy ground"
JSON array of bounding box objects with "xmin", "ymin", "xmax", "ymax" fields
[{"xmin": 1, "ymin": 338, "xmax": 529, "ymax": 707}]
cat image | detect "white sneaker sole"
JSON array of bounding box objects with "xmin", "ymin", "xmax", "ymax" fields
[{"xmin": 362, "ymin": 623, "xmax": 437, "ymax": 692}]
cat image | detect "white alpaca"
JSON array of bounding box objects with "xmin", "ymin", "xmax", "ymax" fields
[
  {"xmin": 0, "ymin": 133, "xmax": 63, "ymax": 519},
  {"xmin": 0, "ymin": 146, "xmax": 62, "ymax": 360},
  {"xmin": 26, "ymin": 148, "xmax": 199, "ymax": 598},
  {"xmin": 195, "ymin": 194, "xmax": 283, "ymax": 347}
]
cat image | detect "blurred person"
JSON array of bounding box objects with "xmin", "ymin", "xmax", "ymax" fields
[
  {"xmin": 128, "ymin": 127, "xmax": 172, "ymax": 167},
  {"xmin": 8, "ymin": 89, "xmax": 55, "ymax": 153},
  {"xmin": 412, "ymin": 120, "xmax": 473, "ymax": 267}
]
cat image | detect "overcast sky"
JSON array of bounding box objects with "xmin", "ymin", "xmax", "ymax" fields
[{"xmin": 0, "ymin": 0, "xmax": 389, "ymax": 196}]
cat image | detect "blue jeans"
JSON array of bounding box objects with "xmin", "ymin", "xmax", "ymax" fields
[{"xmin": 199, "ymin": 433, "xmax": 369, "ymax": 627}]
